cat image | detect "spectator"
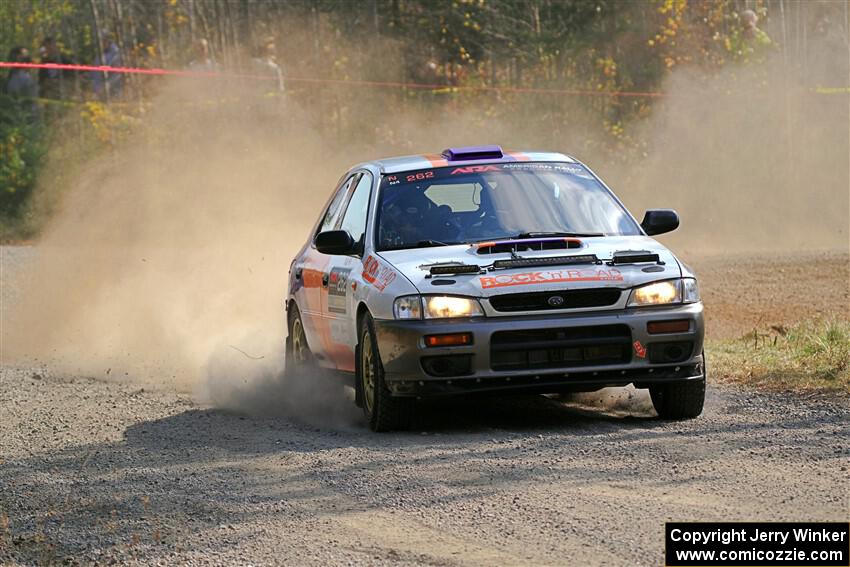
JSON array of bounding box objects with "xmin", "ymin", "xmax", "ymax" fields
[
  {"xmin": 5, "ymin": 47, "xmax": 40, "ymax": 122},
  {"xmin": 38, "ymin": 36, "xmax": 76, "ymax": 100},
  {"xmin": 187, "ymin": 38, "xmax": 218, "ymax": 72},
  {"xmin": 92, "ymin": 33, "xmax": 124, "ymax": 99},
  {"xmin": 731, "ymin": 9, "xmax": 773, "ymax": 63},
  {"xmin": 251, "ymin": 37, "xmax": 284, "ymax": 93}
]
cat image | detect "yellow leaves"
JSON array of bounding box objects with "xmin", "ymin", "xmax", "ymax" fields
[
  {"xmin": 603, "ymin": 120, "xmax": 626, "ymax": 140},
  {"xmin": 595, "ymin": 56, "xmax": 617, "ymax": 78},
  {"xmin": 81, "ymin": 101, "xmax": 135, "ymax": 144}
]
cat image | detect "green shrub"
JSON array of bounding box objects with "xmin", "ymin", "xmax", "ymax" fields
[
  {"xmin": 0, "ymin": 95, "xmax": 47, "ymax": 225},
  {"xmin": 709, "ymin": 318, "xmax": 850, "ymax": 393}
]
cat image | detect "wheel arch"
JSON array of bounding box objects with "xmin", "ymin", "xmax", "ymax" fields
[{"xmin": 355, "ymin": 302, "xmax": 371, "ymax": 330}]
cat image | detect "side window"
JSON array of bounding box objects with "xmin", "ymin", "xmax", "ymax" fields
[
  {"xmin": 338, "ymin": 172, "xmax": 373, "ymax": 248},
  {"xmin": 317, "ymin": 175, "xmax": 356, "ymax": 236}
]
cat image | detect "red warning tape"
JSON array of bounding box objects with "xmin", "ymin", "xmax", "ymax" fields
[{"xmin": 0, "ymin": 61, "xmax": 666, "ymax": 98}]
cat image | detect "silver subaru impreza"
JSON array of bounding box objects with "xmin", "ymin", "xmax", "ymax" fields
[{"xmin": 285, "ymin": 145, "xmax": 705, "ymax": 431}]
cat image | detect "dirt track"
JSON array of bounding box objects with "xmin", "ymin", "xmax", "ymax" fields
[{"xmin": 1, "ymin": 247, "xmax": 849, "ymax": 566}]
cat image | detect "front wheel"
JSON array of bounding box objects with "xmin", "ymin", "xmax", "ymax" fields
[
  {"xmin": 649, "ymin": 354, "xmax": 706, "ymax": 419},
  {"xmin": 358, "ymin": 314, "xmax": 414, "ymax": 432}
]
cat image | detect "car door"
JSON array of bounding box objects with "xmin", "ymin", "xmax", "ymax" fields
[
  {"xmin": 296, "ymin": 173, "xmax": 357, "ymax": 366},
  {"xmin": 321, "ymin": 170, "xmax": 374, "ymax": 372}
]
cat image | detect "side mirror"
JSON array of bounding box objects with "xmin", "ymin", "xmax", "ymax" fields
[
  {"xmin": 315, "ymin": 230, "xmax": 356, "ymax": 255},
  {"xmin": 640, "ymin": 209, "xmax": 680, "ymax": 236}
]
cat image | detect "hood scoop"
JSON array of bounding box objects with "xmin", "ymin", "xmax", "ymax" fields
[
  {"xmin": 493, "ymin": 254, "xmax": 599, "ymax": 270},
  {"xmin": 476, "ymin": 237, "xmax": 582, "ymax": 255},
  {"xmin": 610, "ymin": 250, "xmax": 662, "ymax": 265}
]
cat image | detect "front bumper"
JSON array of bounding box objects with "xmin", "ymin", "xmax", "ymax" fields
[{"xmin": 374, "ymin": 303, "xmax": 704, "ymax": 397}]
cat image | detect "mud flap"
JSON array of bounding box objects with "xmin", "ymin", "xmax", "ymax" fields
[
  {"xmin": 283, "ymin": 334, "xmax": 293, "ymax": 379},
  {"xmin": 354, "ymin": 342, "xmax": 364, "ymax": 408}
]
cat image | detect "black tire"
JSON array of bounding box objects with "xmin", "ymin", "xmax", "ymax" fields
[
  {"xmin": 285, "ymin": 303, "xmax": 315, "ymax": 379},
  {"xmin": 357, "ymin": 313, "xmax": 414, "ymax": 432},
  {"xmin": 650, "ymin": 354, "xmax": 706, "ymax": 419}
]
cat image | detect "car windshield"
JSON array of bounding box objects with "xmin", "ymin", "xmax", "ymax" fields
[{"xmin": 376, "ymin": 162, "xmax": 641, "ymax": 251}]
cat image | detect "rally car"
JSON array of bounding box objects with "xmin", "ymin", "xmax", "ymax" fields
[{"xmin": 285, "ymin": 145, "xmax": 705, "ymax": 431}]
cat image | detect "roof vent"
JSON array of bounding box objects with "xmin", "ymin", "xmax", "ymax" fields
[{"xmin": 441, "ymin": 145, "xmax": 503, "ymax": 161}]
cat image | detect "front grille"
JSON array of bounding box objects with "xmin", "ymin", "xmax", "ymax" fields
[
  {"xmin": 490, "ymin": 324, "xmax": 632, "ymax": 371},
  {"xmin": 489, "ymin": 288, "xmax": 621, "ymax": 312}
]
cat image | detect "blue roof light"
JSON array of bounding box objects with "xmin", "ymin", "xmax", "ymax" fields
[{"xmin": 441, "ymin": 145, "xmax": 504, "ymax": 161}]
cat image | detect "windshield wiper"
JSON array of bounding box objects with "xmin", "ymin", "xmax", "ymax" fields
[{"xmin": 512, "ymin": 231, "xmax": 605, "ymax": 239}]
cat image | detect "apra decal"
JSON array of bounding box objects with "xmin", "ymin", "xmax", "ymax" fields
[{"xmin": 450, "ymin": 165, "xmax": 501, "ymax": 175}]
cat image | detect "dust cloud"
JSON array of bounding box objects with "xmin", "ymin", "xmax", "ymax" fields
[
  {"xmin": 1, "ymin": 36, "xmax": 847, "ymax": 418},
  {"xmin": 613, "ymin": 51, "xmax": 849, "ymax": 256},
  {"xmin": 1, "ymin": 77, "xmax": 351, "ymax": 416}
]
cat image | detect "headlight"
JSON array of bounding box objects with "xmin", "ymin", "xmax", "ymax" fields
[
  {"xmin": 393, "ymin": 296, "xmax": 422, "ymax": 319},
  {"xmin": 393, "ymin": 295, "xmax": 484, "ymax": 319},
  {"xmin": 423, "ymin": 296, "xmax": 484, "ymax": 319},
  {"xmin": 628, "ymin": 278, "xmax": 700, "ymax": 307}
]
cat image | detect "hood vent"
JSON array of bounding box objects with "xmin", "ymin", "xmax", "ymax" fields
[
  {"xmin": 493, "ymin": 254, "xmax": 599, "ymax": 270},
  {"xmin": 426, "ymin": 263, "xmax": 482, "ymax": 276},
  {"xmin": 610, "ymin": 250, "xmax": 661, "ymax": 265},
  {"xmin": 476, "ymin": 238, "xmax": 582, "ymax": 255}
]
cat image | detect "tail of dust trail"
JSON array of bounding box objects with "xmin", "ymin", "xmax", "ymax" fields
[
  {"xmin": 0, "ymin": 76, "xmax": 357, "ymax": 422},
  {"xmin": 2, "ymin": 43, "xmax": 847, "ymax": 419}
]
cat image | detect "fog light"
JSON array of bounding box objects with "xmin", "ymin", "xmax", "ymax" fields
[
  {"xmin": 647, "ymin": 319, "xmax": 690, "ymax": 334},
  {"xmin": 425, "ymin": 333, "xmax": 473, "ymax": 347},
  {"xmin": 421, "ymin": 354, "xmax": 473, "ymax": 377},
  {"xmin": 648, "ymin": 341, "xmax": 693, "ymax": 363}
]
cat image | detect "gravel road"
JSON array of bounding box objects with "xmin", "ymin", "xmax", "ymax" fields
[{"xmin": 2, "ymin": 246, "xmax": 849, "ymax": 566}]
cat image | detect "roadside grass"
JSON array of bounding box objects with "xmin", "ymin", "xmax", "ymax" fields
[{"xmin": 708, "ymin": 318, "xmax": 850, "ymax": 393}]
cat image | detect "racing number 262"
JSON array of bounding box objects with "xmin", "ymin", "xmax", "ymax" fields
[{"xmin": 406, "ymin": 171, "xmax": 434, "ymax": 182}]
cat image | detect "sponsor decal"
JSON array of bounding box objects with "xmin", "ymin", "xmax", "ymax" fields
[
  {"xmin": 327, "ymin": 267, "xmax": 351, "ymax": 314},
  {"xmin": 633, "ymin": 340, "xmax": 647, "ymax": 359},
  {"xmin": 362, "ymin": 255, "xmax": 397, "ymax": 291},
  {"xmin": 450, "ymin": 165, "xmax": 500, "ymax": 175},
  {"xmin": 501, "ymin": 162, "xmax": 592, "ymax": 177},
  {"xmin": 479, "ymin": 268, "xmax": 623, "ymax": 289}
]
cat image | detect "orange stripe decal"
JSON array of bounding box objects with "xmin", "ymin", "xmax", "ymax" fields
[
  {"xmin": 504, "ymin": 150, "xmax": 531, "ymax": 161},
  {"xmin": 423, "ymin": 153, "xmax": 449, "ymax": 167}
]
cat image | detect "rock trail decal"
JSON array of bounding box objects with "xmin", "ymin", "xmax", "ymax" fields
[{"xmin": 480, "ymin": 268, "xmax": 623, "ymax": 289}]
